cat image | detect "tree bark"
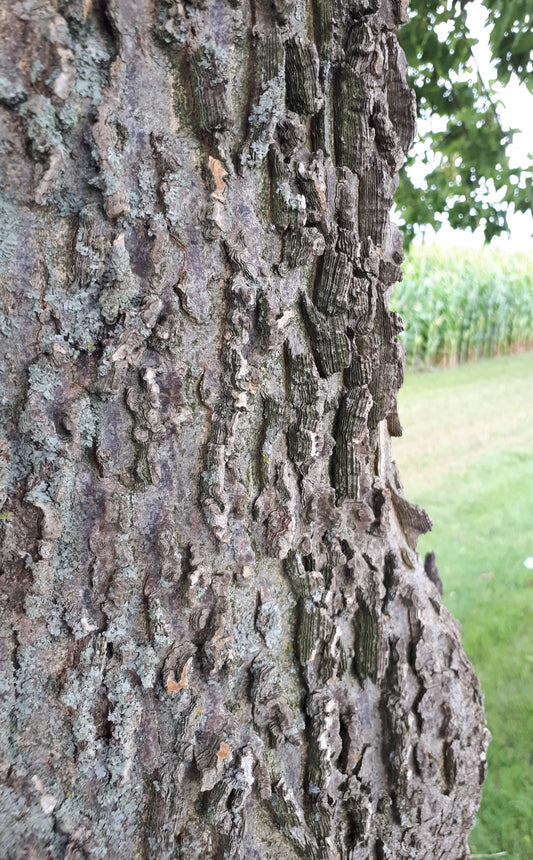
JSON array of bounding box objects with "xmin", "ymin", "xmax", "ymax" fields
[{"xmin": 0, "ymin": 1, "xmax": 489, "ymax": 858}]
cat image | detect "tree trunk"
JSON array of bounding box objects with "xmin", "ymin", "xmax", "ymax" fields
[{"xmin": 0, "ymin": 1, "xmax": 489, "ymax": 858}]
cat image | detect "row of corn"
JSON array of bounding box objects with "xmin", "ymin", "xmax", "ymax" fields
[{"xmin": 391, "ymin": 245, "xmax": 533, "ymax": 368}]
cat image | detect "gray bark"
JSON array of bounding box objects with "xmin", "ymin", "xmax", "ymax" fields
[{"xmin": 0, "ymin": 1, "xmax": 489, "ymax": 858}]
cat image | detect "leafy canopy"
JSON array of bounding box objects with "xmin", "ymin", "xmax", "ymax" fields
[{"xmin": 397, "ymin": 0, "xmax": 533, "ymax": 244}]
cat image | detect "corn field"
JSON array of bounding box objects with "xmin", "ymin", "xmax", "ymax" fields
[{"xmin": 392, "ymin": 245, "xmax": 533, "ymax": 368}]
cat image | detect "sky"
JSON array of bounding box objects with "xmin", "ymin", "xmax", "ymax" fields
[{"xmin": 413, "ymin": 0, "xmax": 533, "ymax": 250}]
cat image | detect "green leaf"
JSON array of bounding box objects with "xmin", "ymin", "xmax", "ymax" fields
[{"xmin": 396, "ymin": 0, "xmax": 533, "ymax": 242}]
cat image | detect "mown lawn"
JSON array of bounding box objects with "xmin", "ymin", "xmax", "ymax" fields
[{"xmin": 393, "ymin": 352, "xmax": 533, "ymax": 860}]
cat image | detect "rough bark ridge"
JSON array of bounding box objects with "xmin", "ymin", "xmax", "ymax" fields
[{"xmin": 0, "ymin": 1, "xmax": 489, "ymax": 858}]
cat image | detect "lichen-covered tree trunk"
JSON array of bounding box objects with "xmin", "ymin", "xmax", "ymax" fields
[{"xmin": 0, "ymin": 1, "xmax": 488, "ymax": 858}]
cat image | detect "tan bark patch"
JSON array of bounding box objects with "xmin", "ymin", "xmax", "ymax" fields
[
  {"xmin": 216, "ymin": 741, "xmax": 230, "ymax": 764},
  {"xmin": 166, "ymin": 660, "xmax": 191, "ymax": 693},
  {"xmin": 208, "ymin": 156, "xmax": 228, "ymax": 202}
]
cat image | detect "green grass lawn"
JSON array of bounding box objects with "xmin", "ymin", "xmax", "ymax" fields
[{"xmin": 393, "ymin": 352, "xmax": 533, "ymax": 860}]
